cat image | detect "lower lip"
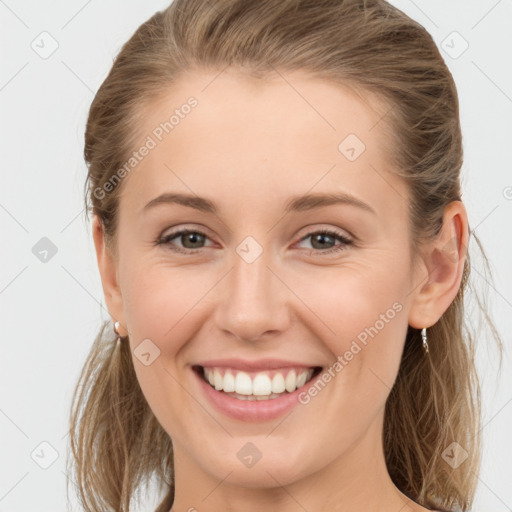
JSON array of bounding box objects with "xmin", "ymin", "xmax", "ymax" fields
[{"xmin": 192, "ymin": 367, "xmax": 319, "ymax": 422}]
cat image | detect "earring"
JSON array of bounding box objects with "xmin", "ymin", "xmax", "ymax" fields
[
  {"xmin": 113, "ymin": 321, "xmax": 127, "ymax": 342},
  {"xmin": 421, "ymin": 327, "xmax": 429, "ymax": 354}
]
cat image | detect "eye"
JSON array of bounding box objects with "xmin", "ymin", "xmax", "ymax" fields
[
  {"xmin": 156, "ymin": 227, "xmax": 353, "ymax": 256},
  {"xmin": 157, "ymin": 228, "xmax": 212, "ymax": 254},
  {"xmin": 296, "ymin": 229, "xmax": 353, "ymax": 255}
]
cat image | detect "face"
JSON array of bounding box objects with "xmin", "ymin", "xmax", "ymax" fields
[{"xmin": 106, "ymin": 68, "xmax": 424, "ymax": 488}]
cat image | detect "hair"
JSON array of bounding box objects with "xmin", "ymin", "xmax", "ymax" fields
[{"xmin": 67, "ymin": 1, "xmax": 503, "ymax": 511}]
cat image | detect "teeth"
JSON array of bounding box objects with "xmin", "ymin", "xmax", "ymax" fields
[
  {"xmin": 223, "ymin": 371, "xmax": 235, "ymax": 392},
  {"xmin": 214, "ymin": 371, "xmax": 223, "ymax": 391},
  {"xmin": 253, "ymin": 374, "xmax": 272, "ymax": 396},
  {"xmin": 235, "ymin": 372, "xmax": 252, "ymax": 395},
  {"xmin": 296, "ymin": 371, "xmax": 307, "ymax": 388},
  {"xmin": 271, "ymin": 373, "xmax": 285, "ymax": 393},
  {"xmin": 285, "ymin": 370, "xmax": 297, "ymax": 392},
  {"xmin": 202, "ymin": 367, "xmax": 315, "ymax": 396},
  {"xmin": 226, "ymin": 392, "xmax": 283, "ymax": 400}
]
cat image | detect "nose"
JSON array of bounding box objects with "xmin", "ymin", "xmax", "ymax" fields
[{"xmin": 213, "ymin": 249, "xmax": 291, "ymax": 343}]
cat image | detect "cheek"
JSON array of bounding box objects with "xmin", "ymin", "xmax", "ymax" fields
[
  {"xmin": 299, "ymin": 259, "xmax": 411, "ymax": 395},
  {"xmin": 121, "ymin": 267, "xmax": 201, "ymax": 437},
  {"xmin": 119, "ymin": 260, "xmax": 230, "ymax": 427},
  {"xmin": 288, "ymin": 265, "xmax": 410, "ymax": 455},
  {"xmin": 121, "ymin": 261, "xmax": 208, "ymax": 345},
  {"xmin": 300, "ymin": 261, "xmax": 409, "ymax": 341}
]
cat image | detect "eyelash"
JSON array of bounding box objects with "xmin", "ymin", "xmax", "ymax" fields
[{"xmin": 156, "ymin": 228, "xmax": 353, "ymax": 256}]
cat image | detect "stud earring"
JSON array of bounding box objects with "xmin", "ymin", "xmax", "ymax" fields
[
  {"xmin": 113, "ymin": 321, "xmax": 127, "ymax": 342},
  {"xmin": 421, "ymin": 327, "xmax": 429, "ymax": 354}
]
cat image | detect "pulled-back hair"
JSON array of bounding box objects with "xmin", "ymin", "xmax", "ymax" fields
[{"xmin": 68, "ymin": 1, "xmax": 502, "ymax": 511}]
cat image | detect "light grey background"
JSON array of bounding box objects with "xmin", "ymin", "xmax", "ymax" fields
[{"xmin": 1, "ymin": 1, "xmax": 511, "ymax": 511}]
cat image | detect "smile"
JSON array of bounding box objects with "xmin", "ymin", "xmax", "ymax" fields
[
  {"xmin": 191, "ymin": 359, "xmax": 324, "ymax": 421},
  {"xmin": 198, "ymin": 366, "xmax": 321, "ymax": 400}
]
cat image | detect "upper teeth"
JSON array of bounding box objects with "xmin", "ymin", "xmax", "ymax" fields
[{"xmin": 202, "ymin": 367, "xmax": 315, "ymax": 395}]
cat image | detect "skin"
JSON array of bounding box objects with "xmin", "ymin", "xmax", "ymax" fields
[{"xmin": 93, "ymin": 68, "xmax": 468, "ymax": 512}]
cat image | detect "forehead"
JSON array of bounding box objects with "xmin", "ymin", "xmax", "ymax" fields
[{"xmin": 120, "ymin": 68, "xmax": 407, "ymax": 218}]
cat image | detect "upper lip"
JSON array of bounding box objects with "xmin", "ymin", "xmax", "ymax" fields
[{"xmin": 195, "ymin": 358, "xmax": 322, "ymax": 371}]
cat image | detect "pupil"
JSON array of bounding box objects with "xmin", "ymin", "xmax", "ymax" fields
[
  {"xmin": 312, "ymin": 233, "xmax": 334, "ymax": 249},
  {"xmin": 183, "ymin": 232, "xmax": 204, "ymax": 248}
]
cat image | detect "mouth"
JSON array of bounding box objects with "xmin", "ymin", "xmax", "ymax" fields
[{"xmin": 192, "ymin": 365, "xmax": 323, "ymax": 401}]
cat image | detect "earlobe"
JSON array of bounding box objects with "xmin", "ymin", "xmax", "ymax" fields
[
  {"xmin": 92, "ymin": 215, "xmax": 127, "ymax": 336},
  {"xmin": 408, "ymin": 201, "xmax": 468, "ymax": 329}
]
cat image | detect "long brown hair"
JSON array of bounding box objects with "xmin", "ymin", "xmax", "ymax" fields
[{"xmin": 67, "ymin": 1, "xmax": 503, "ymax": 511}]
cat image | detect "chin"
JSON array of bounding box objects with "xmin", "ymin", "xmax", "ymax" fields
[{"xmin": 190, "ymin": 437, "xmax": 323, "ymax": 489}]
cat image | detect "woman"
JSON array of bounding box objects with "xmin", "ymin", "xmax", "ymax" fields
[{"xmin": 68, "ymin": 1, "xmax": 502, "ymax": 511}]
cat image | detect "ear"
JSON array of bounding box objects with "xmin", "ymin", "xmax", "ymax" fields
[
  {"xmin": 92, "ymin": 215, "xmax": 128, "ymax": 337},
  {"xmin": 408, "ymin": 201, "xmax": 469, "ymax": 329}
]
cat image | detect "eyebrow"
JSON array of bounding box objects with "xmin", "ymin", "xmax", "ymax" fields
[{"xmin": 143, "ymin": 191, "xmax": 375, "ymax": 215}]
